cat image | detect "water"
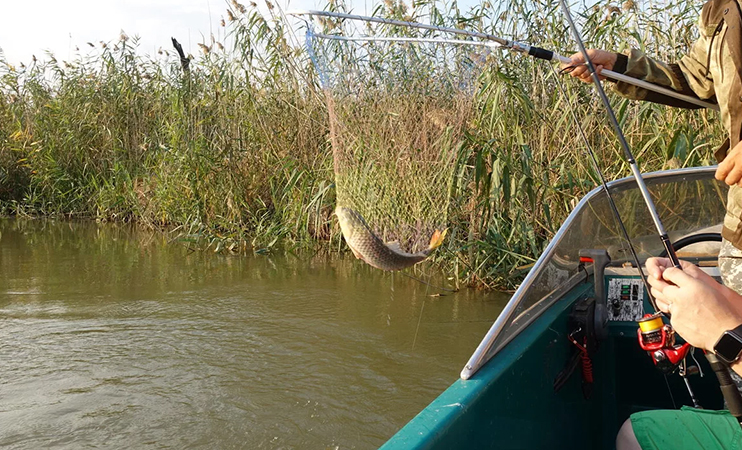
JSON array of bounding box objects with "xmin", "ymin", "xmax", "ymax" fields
[{"xmin": 0, "ymin": 219, "xmax": 509, "ymax": 449}]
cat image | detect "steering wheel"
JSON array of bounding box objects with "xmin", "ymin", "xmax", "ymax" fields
[{"xmin": 657, "ymin": 232, "xmax": 722, "ymax": 258}]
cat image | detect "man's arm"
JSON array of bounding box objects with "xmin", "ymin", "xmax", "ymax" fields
[
  {"xmin": 564, "ymin": 25, "xmax": 717, "ymax": 109},
  {"xmin": 615, "ymin": 40, "xmax": 716, "ymax": 108}
]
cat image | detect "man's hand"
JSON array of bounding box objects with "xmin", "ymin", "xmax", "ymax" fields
[
  {"xmin": 646, "ymin": 257, "xmax": 722, "ymax": 298},
  {"xmin": 562, "ymin": 49, "xmax": 617, "ymax": 83},
  {"xmin": 646, "ymin": 257, "xmax": 742, "ymax": 351},
  {"xmin": 716, "ymin": 140, "xmax": 742, "ymax": 186}
]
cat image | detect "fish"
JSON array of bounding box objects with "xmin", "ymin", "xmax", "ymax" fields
[{"xmin": 335, "ymin": 205, "xmax": 447, "ymax": 271}]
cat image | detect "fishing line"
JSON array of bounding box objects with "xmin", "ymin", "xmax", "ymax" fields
[
  {"xmin": 552, "ymin": 57, "xmax": 677, "ymax": 402},
  {"xmin": 663, "ymin": 374, "xmax": 678, "ymax": 409},
  {"xmin": 411, "ymin": 300, "xmax": 426, "ymax": 350},
  {"xmin": 547, "ymin": 63, "xmax": 658, "ymax": 310},
  {"xmin": 400, "ymin": 271, "xmax": 458, "ymax": 294},
  {"xmin": 690, "ymin": 347, "xmax": 705, "ymax": 377}
]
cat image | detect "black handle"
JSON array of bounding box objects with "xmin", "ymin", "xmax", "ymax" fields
[
  {"xmin": 578, "ymin": 249, "xmax": 611, "ymax": 340},
  {"xmin": 706, "ymin": 353, "xmax": 742, "ymax": 421},
  {"xmin": 528, "ymin": 46, "xmax": 554, "ymax": 61}
]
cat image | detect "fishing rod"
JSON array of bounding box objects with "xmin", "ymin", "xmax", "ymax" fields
[
  {"xmin": 558, "ymin": 0, "xmax": 742, "ymax": 417},
  {"xmin": 288, "ymin": 9, "xmax": 718, "ymax": 111},
  {"xmin": 558, "ymin": 3, "xmax": 681, "ymax": 272},
  {"xmin": 548, "ymin": 40, "xmax": 698, "ymax": 406}
]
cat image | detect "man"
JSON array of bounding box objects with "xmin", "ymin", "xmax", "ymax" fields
[
  {"xmin": 562, "ymin": 1, "xmax": 742, "ymax": 446},
  {"xmin": 564, "ymin": 0, "xmax": 742, "ymax": 293}
]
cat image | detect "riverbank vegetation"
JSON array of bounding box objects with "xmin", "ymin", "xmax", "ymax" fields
[{"xmin": 0, "ymin": 0, "xmax": 724, "ymax": 289}]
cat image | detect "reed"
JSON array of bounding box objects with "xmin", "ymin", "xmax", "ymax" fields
[{"xmin": 0, "ymin": 0, "xmax": 724, "ymax": 289}]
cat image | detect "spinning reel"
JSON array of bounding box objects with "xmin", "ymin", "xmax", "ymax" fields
[{"xmin": 637, "ymin": 313, "xmax": 692, "ymax": 375}]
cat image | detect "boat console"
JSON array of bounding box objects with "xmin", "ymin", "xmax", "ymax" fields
[
  {"xmin": 604, "ymin": 265, "xmax": 720, "ymax": 323},
  {"xmin": 605, "ymin": 273, "xmax": 645, "ymax": 322}
]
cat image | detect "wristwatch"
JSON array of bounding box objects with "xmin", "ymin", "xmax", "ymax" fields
[{"xmin": 714, "ymin": 324, "xmax": 742, "ymax": 364}]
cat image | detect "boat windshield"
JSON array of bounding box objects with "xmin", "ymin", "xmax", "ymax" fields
[{"xmin": 461, "ymin": 167, "xmax": 726, "ymax": 379}]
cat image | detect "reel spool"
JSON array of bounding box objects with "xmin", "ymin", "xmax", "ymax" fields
[{"xmin": 637, "ymin": 313, "xmax": 691, "ymax": 374}]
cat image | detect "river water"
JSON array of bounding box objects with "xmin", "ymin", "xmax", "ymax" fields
[{"xmin": 0, "ymin": 219, "xmax": 509, "ymax": 449}]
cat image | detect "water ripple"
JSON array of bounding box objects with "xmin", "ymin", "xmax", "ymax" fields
[{"xmin": 0, "ymin": 219, "xmax": 508, "ymax": 449}]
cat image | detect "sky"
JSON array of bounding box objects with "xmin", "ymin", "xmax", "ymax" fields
[
  {"xmin": 0, "ymin": 0, "xmax": 490, "ymax": 67},
  {"xmin": 1, "ymin": 0, "xmax": 490, "ymax": 67},
  {"xmin": 0, "ymin": 0, "xmax": 327, "ymax": 65}
]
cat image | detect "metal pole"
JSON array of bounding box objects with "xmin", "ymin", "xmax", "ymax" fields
[
  {"xmin": 310, "ymin": 33, "xmax": 501, "ymax": 49},
  {"xmin": 289, "ymin": 9, "xmax": 718, "ymax": 111}
]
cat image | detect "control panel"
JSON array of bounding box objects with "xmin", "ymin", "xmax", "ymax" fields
[{"xmin": 607, "ymin": 278, "xmax": 644, "ymax": 322}]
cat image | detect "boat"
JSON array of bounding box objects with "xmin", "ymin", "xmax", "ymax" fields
[{"xmin": 381, "ymin": 166, "xmax": 728, "ymax": 449}]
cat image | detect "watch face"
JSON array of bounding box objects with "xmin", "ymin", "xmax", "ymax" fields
[{"xmin": 715, "ymin": 331, "xmax": 742, "ymax": 363}]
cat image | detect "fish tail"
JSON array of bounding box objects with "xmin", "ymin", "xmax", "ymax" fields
[{"xmin": 427, "ymin": 228, "xmax": 448, "ymax": 250}]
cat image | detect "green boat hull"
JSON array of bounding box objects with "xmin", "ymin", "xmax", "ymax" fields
[{"xmin": 383, "ymin": 280, "xmax": 723, "ymax": 449}]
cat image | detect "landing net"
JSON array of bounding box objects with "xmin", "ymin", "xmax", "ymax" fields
[{"xmin": 305, "ymin": 17, "xmax": 486, "ymax": 253}]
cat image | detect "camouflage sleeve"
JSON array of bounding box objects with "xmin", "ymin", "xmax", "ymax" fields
[{"xmin": 611, "ymin": 32, "xmax": 717, "ymax": 109}]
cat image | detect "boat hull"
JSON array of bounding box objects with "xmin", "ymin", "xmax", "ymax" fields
[{"xmin": 382, "ymin": 279, "xmax": 723, "ymax": 449}]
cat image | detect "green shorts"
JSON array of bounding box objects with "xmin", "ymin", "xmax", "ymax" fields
[{"xmin": 631, "ymin": 406, "xmax": 742, "ymax": 450}]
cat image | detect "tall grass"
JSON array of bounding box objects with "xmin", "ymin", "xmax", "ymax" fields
[{"xmin": 0, "ymin": 0, "xmax": 724, "ymax": 289}]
